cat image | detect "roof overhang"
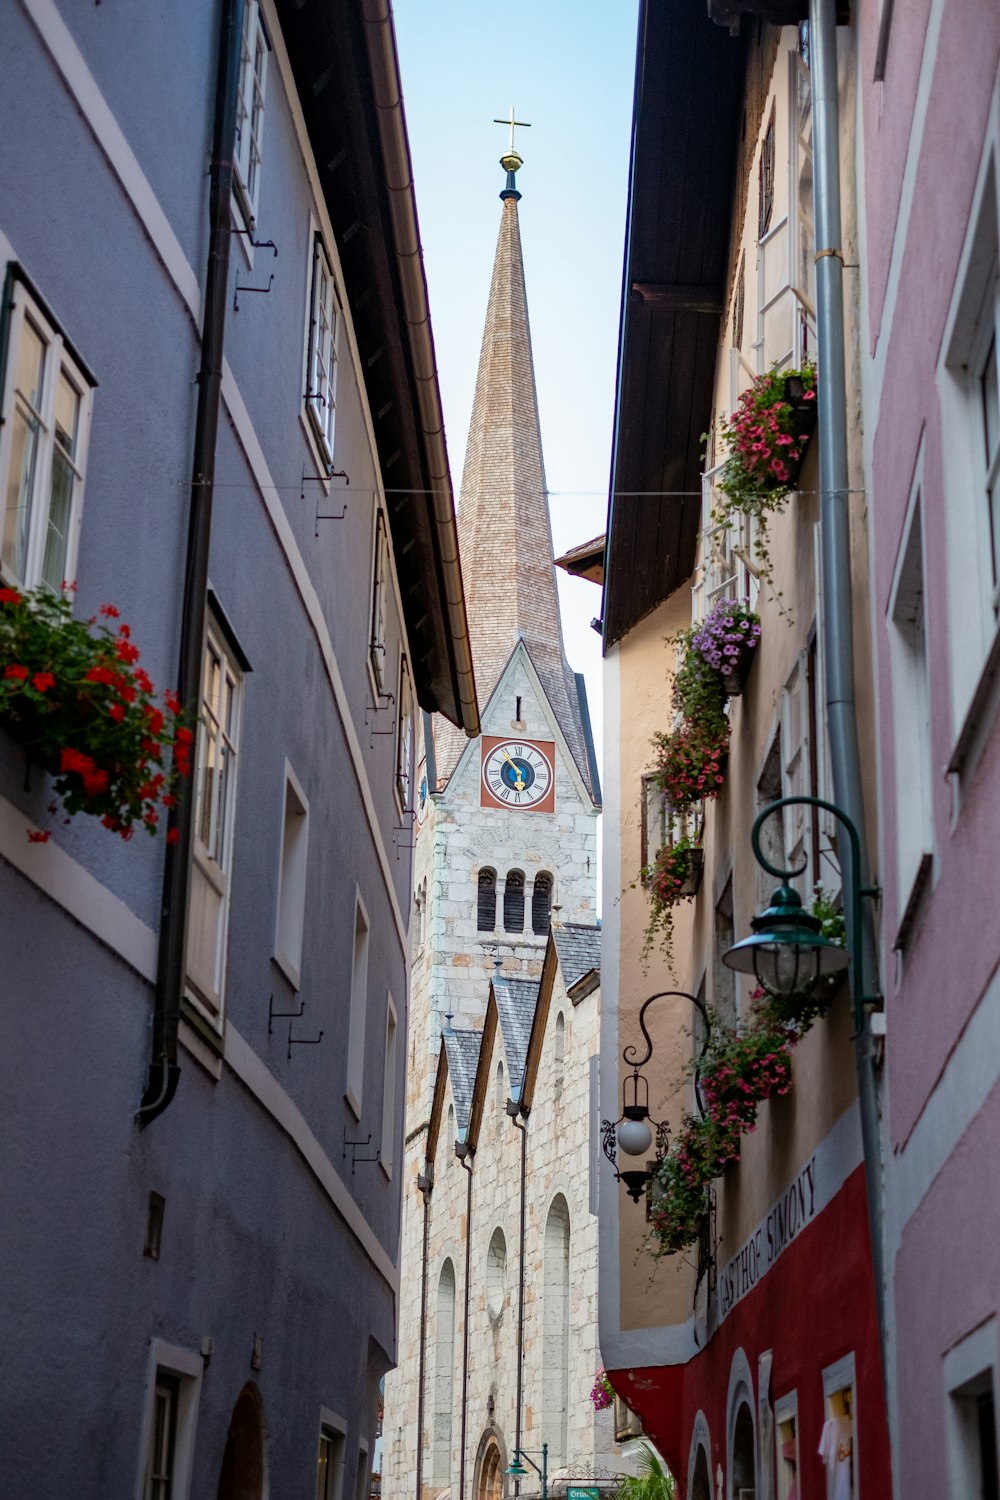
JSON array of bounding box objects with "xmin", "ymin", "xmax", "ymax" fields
[
  {"xmin": 275, "ymin": 0, "xmax": 478, "ymax": 734},
  {"xmin": 602, "ymin": 0, "xmax": 748, "ymax": 648}
]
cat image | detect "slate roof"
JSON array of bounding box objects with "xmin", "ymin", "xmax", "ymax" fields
[
  {"xmin": 552, "ymin": 923, "xmax": 601, "ymax": 990},
  {"xmin": 443, "ymin": 1029, "xmax": 482, "ymax": 1137},
  {"xmin": 492, "ymin": 977, "xmax": 538, "ymax": 1097}
]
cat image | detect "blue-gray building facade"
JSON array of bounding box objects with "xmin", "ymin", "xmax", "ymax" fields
[{"xmin": 0, "ymin": 1, "xmax": 476, "ymax": 1494}]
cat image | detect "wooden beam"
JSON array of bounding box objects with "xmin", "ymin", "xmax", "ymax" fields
[{"xmin": 632, "ymin": 282, "xmax": 724, "ymax": 313}]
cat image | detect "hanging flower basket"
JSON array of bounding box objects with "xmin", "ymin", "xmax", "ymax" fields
[
  {"xmin": 651, "ymin": 723, "xmax": 728, "ymax": 813},
  {"xmin": 590, "ymin": 1370, "xmax": 614, "ymax": 1412},
  {"xmin": 711, "ymin": 365, "xmax": 817, "ymax": 610},
  {"xmin": 689, "ymin": 599, "xmax": 762, "ymax": 699},
  {"xmin": 0, "ymin": 585, "xmax": 190, "ymax": 841},
  {"xmin": 638, "ymin": 836, "xmax": 705, "ymax": 964}
]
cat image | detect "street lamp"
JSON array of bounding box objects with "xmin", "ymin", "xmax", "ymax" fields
[
  {"xmin": 505, "ymin": 1445, "xmax": 548, "ymax": 1500},
  {"xmin": 602, "ymin": 990, "xmax": 711, "ymax": 1203},
  {"xmin": 723, "ymin": 795, "xmax": 880, "ymax": 1032}
]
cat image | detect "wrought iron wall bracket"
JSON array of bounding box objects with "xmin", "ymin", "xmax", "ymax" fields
[
  {"xmin": 343, "ymin": 1129, "xmax": 381, "ymax": 1173},
  {"xmin": 268, "ymin": 992, "xmax": 304, "ymax": 1035},
  {"xmin": 751, "ymin": 794, "xmax": 882, "ymax": 1032},
  {"xmin": 233, "ymin": 272, "xmax": 274, "ymax": 311},
  {"xmin": 287, "ymin": 1023, "xmax": 323, "ymax": 1060}
]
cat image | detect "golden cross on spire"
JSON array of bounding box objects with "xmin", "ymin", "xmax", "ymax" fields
[{"xmin": 493, "ymin": 106, "xmax": 531, "ymax": 158}]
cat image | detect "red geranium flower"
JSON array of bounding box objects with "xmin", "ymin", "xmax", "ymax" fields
[
  {"xmin": 27, "ymin": 829, "xmax": 52, "ymax": 843},
  {"xmin": 5, "ymin": 663, "xmax": 29, "ymax": 681},
  {"xmin": 99, "ymin": 603, "xmax": 120, "ymax": 618},
  {"xmin": 32, "ymin": 672, "xmax": 55, "ymax": 693},
  {"xmin": 0, "ymin": 587, "xmax": 22, "ymax": 606}
]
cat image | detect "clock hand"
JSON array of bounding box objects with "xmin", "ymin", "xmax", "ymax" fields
[{"xmin": 500, "ymin": 749, "xmax": 526, "ymax": 791}]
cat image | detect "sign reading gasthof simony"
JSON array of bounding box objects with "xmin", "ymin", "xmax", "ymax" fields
[{"xmin": 715, "ymin": 1154, "xmax": 818, "ymax": 1324}]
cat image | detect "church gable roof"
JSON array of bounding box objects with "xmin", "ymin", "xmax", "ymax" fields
[
  {"xmin": 443, "ymin": 1028, "xmax": 482, "ymax": 1139},
  {"xmin": 552, "ymin": 923, "xmax": 602, "ymax": 1000},
  {"xmin": 492, "ymin": 975, "xmax": 537, "ymax": 1101},
  {"xmin": 436, "ymin": 637, "xmax": 594, "ymax": 808}
]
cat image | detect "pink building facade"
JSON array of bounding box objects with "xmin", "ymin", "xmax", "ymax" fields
[{"xmin": 859, "ymin": 3, "xmax": 1000, "ymax": 1495}]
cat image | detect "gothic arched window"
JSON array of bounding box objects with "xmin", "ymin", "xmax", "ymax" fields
[
  {"xmin": 543, "ymin": 1195, "xmax": 571, "ymax": 1465},
  {"xmin": 503, "ymin": 871, "xmax": 525, "ymax": 933},
  {"xmin": 477, "ymin": 869, "xmax": 496, "ymax": 932},
  {"xmin": 532, "ymin": 872, "xmax": 553, "ymax": 935},
  {"xmin": 433, "ymin": 1260, "xmax": 456, "ymax": 1486}
]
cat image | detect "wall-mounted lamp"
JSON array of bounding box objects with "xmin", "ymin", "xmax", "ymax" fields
[
  {"xmin": 603, "ymin": 990, "xmax": 710, "ymax": 1203},
  {"xmin": 723, "ymin": 795, "xmax": 880, "ymax": 1031}
]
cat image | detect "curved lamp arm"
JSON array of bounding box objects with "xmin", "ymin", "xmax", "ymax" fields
[
  {"xmin": 751, "ymin": 795, "xmax": 880, "ymax": 1029},
  {"xmin": 623, "ymin": 989, "xmax": 712, "ymax": 1113}
]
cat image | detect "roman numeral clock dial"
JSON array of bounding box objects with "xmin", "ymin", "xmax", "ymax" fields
[{"xmin": 481, "ymin": 738, "xmax": 555, "ymax": 812}]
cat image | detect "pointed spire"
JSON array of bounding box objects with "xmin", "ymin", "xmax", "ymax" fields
[{"xmin": 438, "ymin": 155, "xmax": 593, "ymax": 795}]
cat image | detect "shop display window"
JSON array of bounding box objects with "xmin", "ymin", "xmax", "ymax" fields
[{"xmin": 820, "ymin": 1355, "xmax": 856, "ymax": 1500}]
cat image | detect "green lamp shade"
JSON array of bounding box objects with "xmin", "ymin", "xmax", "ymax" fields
[
  {"xmin": 506, "ymin": 1458, "xmax": 528, "ymax": 1479},
  {"xmin": 723, "ymin": 884, "xmax": 848, "ymax": 1000}
]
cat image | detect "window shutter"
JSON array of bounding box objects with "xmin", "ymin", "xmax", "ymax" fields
[
  {"xmin": 503, "ymin": 872, "xmax": 524, "ymax": 933},
  {"xmin": 477, "ymin": 870, "xmax": 496, "ymax": 932}
]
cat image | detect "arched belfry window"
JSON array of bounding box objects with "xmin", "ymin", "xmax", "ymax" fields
[
  {"xmin": 478, "ymin": 869, "xmax": 496, "ymax": 932},
  {"xmin": 504, "ymin": 871, "xmax": 525, "ymax": 933},
  {"xmin": 532, "ymin": 872, "xmax": 553, "ymax": 935}
]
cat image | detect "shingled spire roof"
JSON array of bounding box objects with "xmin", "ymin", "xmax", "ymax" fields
[{"xmin": 434, "ymin": 161, "xmax": 594, "ymax": 795}]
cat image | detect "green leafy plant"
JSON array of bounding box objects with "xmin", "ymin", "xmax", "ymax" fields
[
  {"xmin": 614, "ymin": 1444, "xmax": 675, "ymax": 1500},
  {"xmin": 638, "ymin": 835, "xmax": 704, "ymax": 965},
  {"xmin": 0, "ymin": 584, "xmax": 190, "ymax": 840},
  {"xmin": 711, "ymin": 365, "xmax": 817, "ymax": 607},
  {"xmin": 646, "ymin": 889, "xmax": 845, "ymax": 1262},
  {"xmin": 650, "ymin": 720, "xmax": 728, "ymax": 814}
]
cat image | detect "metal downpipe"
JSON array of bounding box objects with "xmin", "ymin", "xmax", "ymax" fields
[
  {"xmin": 458, "ymin": 1151, "xmax": 474, "ymax": 1500},
  {"xmin": 809, "ymin": 0, "xmax": 887, "ymax": 1374},
  {"xmin": 415, "ymin": 1168, "xmax": 433, "ymax": 1500},
  {"xmin": 137, "ymin": 0, "xmax": 244, "ymax": 1125},
  {"xmin": 512, "ymin": 1111, "xmax": 528, "ymax": 1495}
]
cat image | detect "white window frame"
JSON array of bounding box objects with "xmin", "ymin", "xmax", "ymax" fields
[
  {"xmin": 273, "ymin": 760, "xmax": 310, "ymax": 989},
  {"xmin": 185, "ymin": 618, "xmax": 244, "ymax": 1033},
  {"xmin": 780, "ymin": 651, "xmax": 813, "ymax": 898},
  {"xmin": 304, "ymin": 231, "xmax": 341, "ymax": 466},
  {"xmin": 134, "ymin": 1340, "xmax": 203, "ymax": 1500},
  {"xmin": 774, "ymin": 1390, "xmax": 800, "ymax": 1500},
  {"xmin": 380, "ymin": 992, "xmax": 398, "ymax": 1177},
  {"xmin": 317, "ymin": 1408, "xmax": 349, "ymax": 1500},
  {"xmin": 940, "ymin": 97, "xmax": 1000, "ymax": 743},
  {"xmin": 345, "ymin": 889, "xmax": 370, "ymax": 1118},
  {"xmin": 370, "ymin": 512, "xmax": 390, "ymax": 698},
  {"xmin": 693, "ymin": 463, "xmax": 758, "ymax": 624},
  {"xmin": 888, "ymin": 470, "xmax": 934, "ymax": 928},
  {"xmin": 233, "ymin": 0, "xmax": 269, "ymax": 231},
  {"xmin": 944, "ymin": 1318, "xmax": 1000, "ymax": 1500},
  {"xmin": 820, "ymin": 1353, "xmax": 857, "ymax": 1500},
  {"xmin": 396, "ymin": 653, "xmax": 414, "ymax": 816},
  {"xmin": 0, "ymin": 268, "xmax": 92, "ymax": 592}
]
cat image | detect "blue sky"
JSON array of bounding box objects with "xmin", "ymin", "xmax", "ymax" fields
[{"xmin": 393, "ymin": 0, "xmax": 640, "ymax": 771}]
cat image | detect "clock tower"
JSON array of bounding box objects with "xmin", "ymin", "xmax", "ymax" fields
[
  {"xmin": 385, "ymin": 132, "xmax": 602, "ymax": 1500},
  {"xmin": 408, "ymin": 135, "xmax": 600, "ymax": 1057}
]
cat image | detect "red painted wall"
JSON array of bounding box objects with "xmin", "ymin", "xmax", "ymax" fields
[{"xmin": 609, "ymin": 1168, "xmax": 890, "ymax": 1496}]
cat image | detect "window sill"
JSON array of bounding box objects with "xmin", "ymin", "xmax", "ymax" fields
[
  {"xmin": 299, "ymin": 409, "xmax": 334, "ymax": 486},
  {"xmin": 947, "ymin": 623, "xmax": 1000, "ymax": 781},
  {"xmin": 893, "ymin": 850, "xmax": 933, "ymax": 954},
  {"xmin": 179, "ymin": 1015, "xmax": 224, "ymax": 1080},
  {"xmin": 181, "ymin": 993, "xmax": 226, "ymax": 1057},
  {"xmin": 271, "ymin": 948, "xmax": 301, "ymax": 992}
]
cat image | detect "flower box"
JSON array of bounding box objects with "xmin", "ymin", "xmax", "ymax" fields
[
  {"xmin": 781, "ymin": 373, "xmax": 818, "ymax": 489},
  {"xmin": 720, "ymin": 640, "xmax": 757, "ymax": 697},
  {"xmin": 676, "ymin": 846, "xmax": 704, "ymax": 896}
]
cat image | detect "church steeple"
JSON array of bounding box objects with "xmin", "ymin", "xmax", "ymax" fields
[{"xmin": 440, "ymin": 133, "xmax": 594, "ymax": 795}]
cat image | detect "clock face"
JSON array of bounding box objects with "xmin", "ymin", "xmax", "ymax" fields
[{"xmin": 481, "ymin": 740, "xmax": 554, "ymax": 811}]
